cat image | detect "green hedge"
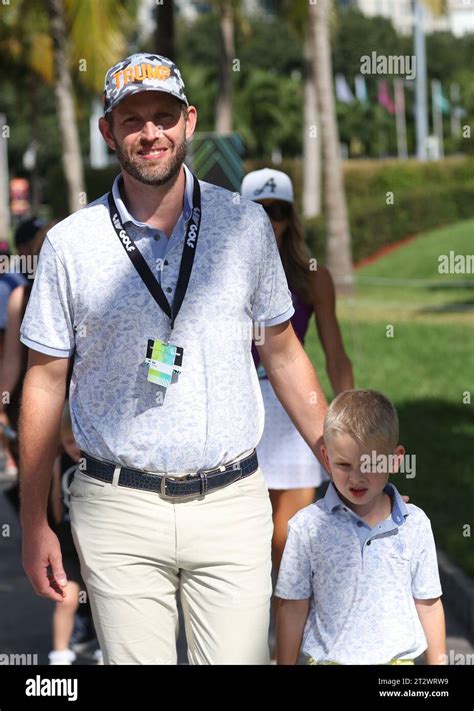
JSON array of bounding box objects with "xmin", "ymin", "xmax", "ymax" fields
[
  {"xmin": 305, "ymin": 183, "xmax": 474, "ymax": 263},
  {"xmin": 342, "ymin": 157, "xmax": 474, "ymax": 200}
]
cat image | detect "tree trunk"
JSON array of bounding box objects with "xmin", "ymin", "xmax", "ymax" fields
[
  {"xmin": 0, "ymin": 113, "xmax": 10, "ymax": 242},
  {"xmin": 303, "ymin": 29, "xmax": 321, "ymax": 219},
  {"xmin": 30, "ymin": 79, "xmax": 41, "ymax": 213},
  {"xmin": 414, "ymin": 0, "xmax": 428, "ymax": 160},
  {"xmin": 155, "ymin": 0, "xmax": 175, "ymax": 60},
  {"xmin": 47, "ymin": 0, "xmax": 86, "ymax": 214},
  {"xmin": 215, "ymin": 1, "xmax": 234, "ymax": 134},
  {"xmin": 309, "ymin": 1, "xmax": 353, "ymax": 294}
]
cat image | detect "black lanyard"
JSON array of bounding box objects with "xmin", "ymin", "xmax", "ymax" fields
[{"xmin": 108, "ymin": 173, "xmax": 201, "ymax": 332}]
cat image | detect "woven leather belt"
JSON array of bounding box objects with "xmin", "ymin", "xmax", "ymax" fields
[{"xmin": 79, "ymin": 450, "xmax": 259, "ymax": 499}]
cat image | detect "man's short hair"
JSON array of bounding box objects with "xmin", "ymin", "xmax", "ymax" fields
[{"xmin": 324, "ymin": 389, "xmax": 399, "ymax": 450}]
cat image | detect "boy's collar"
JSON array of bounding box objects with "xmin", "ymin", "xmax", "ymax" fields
[
  {"xmin": 385, "ymin": 482, "xmax": 410, "ymax": 525},
  {"xmin": 324, "ymin": 481, "xmax": 409, "ymax": 525}
]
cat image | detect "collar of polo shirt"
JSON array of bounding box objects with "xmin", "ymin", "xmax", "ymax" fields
[{"xmin": 324, "ymin": 481, "xmax": 409, "ymax": 526}]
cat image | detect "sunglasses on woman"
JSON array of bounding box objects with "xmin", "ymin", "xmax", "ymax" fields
[{"xmin": 260, "ymin": 202, "xmax": 292, "ymax": 222}]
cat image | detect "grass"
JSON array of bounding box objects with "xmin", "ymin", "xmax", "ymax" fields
[{"xmin": 305, "ymin": 219, "xmax": 474, "ymax": 577}]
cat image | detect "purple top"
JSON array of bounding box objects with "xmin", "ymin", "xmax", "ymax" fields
[{"xmin": 252, "ymin": 289, "xmax": 313, "ymax": 373}]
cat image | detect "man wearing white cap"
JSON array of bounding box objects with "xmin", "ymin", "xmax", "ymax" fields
[{"xmin": 19, "ymin": 53, "xmax": 327, "ymax": 665}]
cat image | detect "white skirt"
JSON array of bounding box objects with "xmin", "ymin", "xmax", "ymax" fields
[{"xmin": 257, "ymin": 378, "xmax": 329, "ymax": 490}]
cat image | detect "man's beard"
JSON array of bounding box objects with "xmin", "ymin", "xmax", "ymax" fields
[{"xmin": 114, "ymin": 133, "xmax": 187, "ymax": 186}]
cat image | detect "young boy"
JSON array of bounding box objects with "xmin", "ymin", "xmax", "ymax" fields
[{"xmin": 276, "ymin": 389, "xmax": 446, "ymax": 665}]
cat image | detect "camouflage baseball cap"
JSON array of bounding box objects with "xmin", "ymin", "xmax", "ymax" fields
[{"xmin": 103, "ymin": 53, "xmax": 188, "ymax": 115}]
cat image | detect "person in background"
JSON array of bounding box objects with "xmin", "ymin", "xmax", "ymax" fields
[
  {"xmin": 0, "ymin": 238, "xmax": 28, "ymax": 480},
  {"xmin": 49, "ymin": 403, "xmax": 102, "ymax": 665},
  {"xmin": 13, "ymin": 216, "xmax": 47, "ymax": 258},
  {"xmin": 0, "ymin": 219, "xmax": 46, "ymax": 489},
  {"xmin": 241, "ymin": 168, "xmax": 354, "ymax": 576},
  {"xmin": 0, "ymin": 239, "xmax": 28, "ymax": 361}
]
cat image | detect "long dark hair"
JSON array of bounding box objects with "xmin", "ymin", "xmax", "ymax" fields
[{"xmin": 279, "ymin": 204, "xmax": 313, "ymax": 305}]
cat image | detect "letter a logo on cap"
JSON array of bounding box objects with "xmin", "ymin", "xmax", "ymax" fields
[{"xmin": 254, "ymin": 178, "xmax": 277, "ymax": 196}]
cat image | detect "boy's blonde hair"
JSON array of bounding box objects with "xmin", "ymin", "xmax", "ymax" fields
[{"xmin": 324, "ymin": 389, "xmax": 399, "ymax": 450}]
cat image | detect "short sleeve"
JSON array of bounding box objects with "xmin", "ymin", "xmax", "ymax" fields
[
  {"xmin": 251, "ymin": 209, "xmax": 294, "ymax": 325},
  {"xmin": 411, "ymin": 513, "xmax": 443, "ymax": 599},
  {"xmin": 20, "ymin": 237, "xmax": 75, "ymax": 357},
  {"xmin": 275, "ymin": 522, "xmax": 312, "ymax": 600}
]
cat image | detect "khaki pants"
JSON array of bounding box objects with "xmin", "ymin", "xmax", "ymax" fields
[{"xmin": 69, "ymin": 455, "xmax": 273, "ymax": 665}]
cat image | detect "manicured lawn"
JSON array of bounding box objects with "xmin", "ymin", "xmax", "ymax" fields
[{"xmin": 305, "ymin": 219, "xmax": 474, "ymax": 576}]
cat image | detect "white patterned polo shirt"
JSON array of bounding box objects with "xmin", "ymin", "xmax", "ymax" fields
[
  {"xmin": 275, "ymin": 483, "xmax": 443, "ymax": 664},
  {"xmin": 20, "ymin": 164, "xmax": 295, "ymax": 474}
]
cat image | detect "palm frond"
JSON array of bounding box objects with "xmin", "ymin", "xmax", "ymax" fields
[{"xmin": 65, "ymin": 0, "xmax": 137, "ymax": 92}]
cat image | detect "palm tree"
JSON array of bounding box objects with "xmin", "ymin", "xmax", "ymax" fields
[
  {"xmin": 1, "ymin": 0, "xmax": 137, "ymax": 214},
  {"xmin": 53, "ymin": 0, "xmax": 138, "ymax": 211},
  {"xmin": 155, "ymin": 0, "xmax": 175, "ymax": 60},
  {"xmin": 308, "ymin": 1, "xmax": 353, "ymax": 293},
  {"xmin": 214, "ymin": 0, "xmax": 237, "ymax": 134},
  {"xmin": 277, "ymin": 1, "xmax": 322, "ymax": 218},
  {"xmin": 47, "ymin": 0, "xmax": 85, "ymax": 213},
  {"xmin": 302, "ymin": 27, "xmax": 321, "ymax": 219},
  {"xmin": 1, "ymin": 2, "xmax": 54, "ymax": 214}
]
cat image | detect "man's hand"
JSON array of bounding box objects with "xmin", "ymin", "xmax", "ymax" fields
[
  {"xmin": 22, "ymin": 523, "xmax": 68, "ymax": 602},
  {"xmin": 19, "ymin": 351, "xmax": 71, "ymax": 602}
]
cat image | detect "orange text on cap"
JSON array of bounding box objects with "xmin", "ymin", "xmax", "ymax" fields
[{"xmin": 111, "ymin": 64, "xmax": 171, "ymax": 89}]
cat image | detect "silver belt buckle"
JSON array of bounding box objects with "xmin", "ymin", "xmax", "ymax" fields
[
  {"xmin": 160, "ymin": 474, "xmax": 179, "ymax": 498},
  {"xmin": 160, "ymin": 472, "xmax": 194, "ymax": 498}
]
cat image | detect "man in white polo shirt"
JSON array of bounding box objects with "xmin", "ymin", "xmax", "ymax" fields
[{"xmin": 19, "ymin": 53, "xmax": 327, "ymax": 665}]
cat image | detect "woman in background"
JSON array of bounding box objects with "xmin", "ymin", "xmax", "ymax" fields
[{"xmin": 241, "ymin": 168, "xmax": 354, "ymax": 573}]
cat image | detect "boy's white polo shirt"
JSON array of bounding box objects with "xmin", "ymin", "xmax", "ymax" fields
[
  {"xmin": 276, "ymin": 483, "xmax": 443, "ymax": 664},
  {"xmin": 20, "ymin": 165, "xmax": 295, "ymax": 474}
]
